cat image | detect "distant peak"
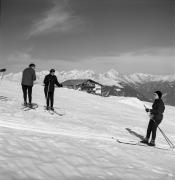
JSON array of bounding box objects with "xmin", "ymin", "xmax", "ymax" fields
[
  {"xmin": 107, "ymin": 69, "xmax": 119, "ymax": 74},
  {"xmin": 104, "ymin": 69, "xmax": 120, "ymax": 79}
]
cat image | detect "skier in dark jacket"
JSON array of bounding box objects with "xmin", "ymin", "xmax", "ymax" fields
[
  {"xmin": 141, "ymin": 91, "xmax": 165, "ymax": 146},
  {"xmin": 21, "ymin": 63, "xmax": 36, "ymax": 107},
  {"xmin": 43, "ymin": 69, "xmax": 62, "ymax": 110}
]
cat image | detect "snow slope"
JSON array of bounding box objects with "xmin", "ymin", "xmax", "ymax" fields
[{"xmin": 0, "ymin": 80, "xmax": 175, "ymax": 180}]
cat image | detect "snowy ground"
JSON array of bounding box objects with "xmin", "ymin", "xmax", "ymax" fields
[{"xmin": 0, "ymin": 80, "xmax": 175, "ymax": 180}]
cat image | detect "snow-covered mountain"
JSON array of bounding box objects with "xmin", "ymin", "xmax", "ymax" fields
[
  {"xmin": 3, "ymin": 69, "xmax": 175, "ymax": 106},
  {"xmin": 0, "ymin": 79, "xmax": 175, "ymax": 180},
  {"xmin": 102, "ymin": 69, "xmax": 175, "ymax": 84},
  {"xmin": 3, "ymin": 69, "xmax": 175, "ymax": 84}
]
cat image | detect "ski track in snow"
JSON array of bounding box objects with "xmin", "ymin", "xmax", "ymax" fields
[{"xmin": 0, "ymin": 80, "xmax": 175, "ymax": 180}]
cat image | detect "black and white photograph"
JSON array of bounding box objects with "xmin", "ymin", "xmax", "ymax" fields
[{"xmin": 0, "ymin": 0, "xmax": 175, "ymax": 179}]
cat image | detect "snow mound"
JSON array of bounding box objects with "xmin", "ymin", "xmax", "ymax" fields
[
  {"xmin": 118, "ymin": 97, "xmax": 145, "ymax": 109},
  {"xmin": 0, "ymin": 80, "xmax": 175, "ymax": 180}
]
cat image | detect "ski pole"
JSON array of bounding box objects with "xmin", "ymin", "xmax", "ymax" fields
[
  {"xmin": 153, "ymin": 120, "xmax": 175, "ymax": 149},
  {"xmin": 159, "ymin": 129, "xmax": 174, "ymax": 149}
]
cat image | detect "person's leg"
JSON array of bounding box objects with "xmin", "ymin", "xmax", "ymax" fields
[
  {"xmin": 49, "ymin": 92, "xmax": 54, "ymax": 110},
  {"xmin": 151, "ymin": 120, "xmax": 161, "ymax": 141},
  {"xmin": 50, "ymin": 91, "xmax": 54, "ymax": 108},
  {"xmin": 47, "ymin": 92, "xmax": 51, "ymax": 107},
  {"xmin": 22, "ymin": 85, "xmax": 27, "ymax": 105},
  {"xmin": 141, "ymin": 120, "xmax": 154, "ymax": 144},
  {"xmin": 146, "ymin": 120, "xmax": 153, "ymax": 140},
  {"xmin": 28, "ymin": 86, "xmax": 32, "ymax": 104},
  {"xmin": 44, "ymin": 88, "xmax": 49, "ymax": 108},
  {"xmin": 148, "ymin": 120, "xmax": 162, "ymax": 146}
]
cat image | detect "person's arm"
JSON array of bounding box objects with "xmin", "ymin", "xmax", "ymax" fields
[
  {"xmin": 44, "ymin": 75, "xmax": 49, "ymax": 85},
  {"xmin": 32, "ymin": 70, "xmax": 36, "ymax": 81},
  {"xmin": 55, "ymin": 76, "xmax": 62, "ymax": 87}
]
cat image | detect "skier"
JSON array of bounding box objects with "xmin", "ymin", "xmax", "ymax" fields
[
  {"xmin": 0, "ymin": 68, "xmax": 6, "ymax": 80},
  {"xmin": 21, "ymin": 63, "xmax": 36, "ymax": 107},
  {"xmin": 43, "ymin": 69, "xmax": 62, "ymax": 111},
  {"xmin": 141, "ymin": 91, "xmax": 165, "ymax": 146}
]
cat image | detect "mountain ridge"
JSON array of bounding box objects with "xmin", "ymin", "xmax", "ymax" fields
[
  {"xmin": 3, "ymin": 69, "xmax": 175, "ymax": 84},
  {"xmin": 3, "ymin": 69, "xmax": 175, "ymax": 106}
]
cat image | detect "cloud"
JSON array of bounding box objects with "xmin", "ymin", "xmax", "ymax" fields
[
  {"xmin": 79, "ymin": 47, "xmax": 175, "ymax": 74},
  {"xmin": 131, "ymin": 46, "xmax": 175, "ymax": 57},
  {"xmin": 3, "ymin": 47, "xmax": 174, "ymax": 74},
  {"xmin": 7, "ymin": 52, "xmax": 33, "ymax": 63},
  {"xmin": 27, "ymin": 2, "xmax": 80, "ymax": 38}
]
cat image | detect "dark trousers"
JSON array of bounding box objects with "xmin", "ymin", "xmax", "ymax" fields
[
  {"xmin": 146, "ymin": 119, "xmax": 161, "ymax": 141},
  {"xmin": 44, "ymin": 89, "xmax": 54, "ymax": 107},
  {"xmin": 22, "ymin": 85, "xmax": 32, "ymax": 103}
]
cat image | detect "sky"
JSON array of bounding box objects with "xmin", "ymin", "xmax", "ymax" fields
[{"xmin": 0, "ymin": 0, "xmax": 175, "ymax": 74}]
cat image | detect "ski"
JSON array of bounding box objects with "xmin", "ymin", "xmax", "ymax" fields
[
  {"xmin": 44, "ymin": 106, "xmax": 54, "ymax": 115},
  {"xmin": 21, "ymin": 103, "xmax": 38, "ymax": 111},
  {"xmin": 52, "ymin": 110, "xmax": 64, "ymax": 116},
  {"xmin": 45, "ymin": 109, "xmax": 54, "ymax": 115},
  {"xmin": 0, "ymin": 96, "xmax": 8, "ymax": 101},
  {"xmin": 113, "ymin": 138, "xmax": 172, "ymax": 151},
  {"xmin": 44, "ymin": 106, "xmax": 64, "ymax": 116},
  {"xmin": 44, "ymin": 109, "xmax": 63, "ymax": 116},
  {"xmin": 116, "ymin": 138, "xmax": 147, "ymax": 146},
  {"xmin": 23, "ymin": 106, "xmax": 38, "ymax": 111}
]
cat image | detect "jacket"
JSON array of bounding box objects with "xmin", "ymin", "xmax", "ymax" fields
[
  {"xmin": 150, "ymin": 99, "xmax": 165, "ymax": 122},
  {"xmin": 21, "ymin": 67, "xmax": 36, "ymax": 86},
  {"xmin": 44, "ymin": 74, "xmax": 62, "ymax": 92}
]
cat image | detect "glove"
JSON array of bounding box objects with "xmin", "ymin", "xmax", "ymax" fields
[
  {"xmin": 145, "ymin": 108, "xmax": 149, "ymax": 112},
  {"xmin": 60, "ymin": 83, "xmax": 63, "ymax": 87}
]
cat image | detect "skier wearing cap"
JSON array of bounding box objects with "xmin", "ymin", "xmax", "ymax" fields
[
  {"xmin": 21, "ymin": 63, "xmax": 36, "ymax": 107},
  {"xmin": 43, "ymin": 69, "xmax": 62, "ymax": 111},
  {"xmin": 141, "ymin": 91, "xmax": 165, "ymax": 146}
]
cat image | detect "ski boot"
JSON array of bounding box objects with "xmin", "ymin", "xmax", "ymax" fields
[
  {"xmin": 50, "ymin": 107, "xmax": 54, "ymax": 111},
  {"xmin": 23, "ymin": 101, "xmax": 27, "ymax": 106},
  {"xmin": 46, "ymin": 106, "xmax": 50, "ymax": 110},
  {"xmin": 28, "ymin": 103, "xmax": 33, "ymax": 108},
  {"xmin": 148, "ymin": 140, "xmax": 155, "ymax": 146},
  {"xmin": 140, "ymin": 137, "xmax": 149, "ymax": 144}
]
